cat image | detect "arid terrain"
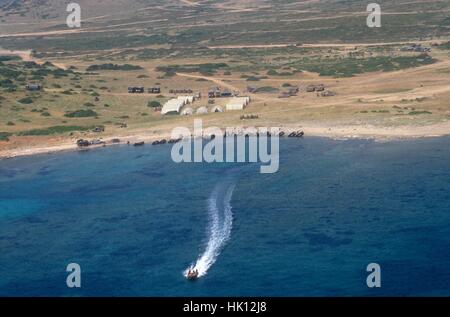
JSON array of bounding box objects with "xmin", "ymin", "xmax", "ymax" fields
[{"xmin": 0, "ymin": 0, "xmax": 449, "ymax": 158}]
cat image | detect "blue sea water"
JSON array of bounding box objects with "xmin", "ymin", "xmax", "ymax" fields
[{"xmin": 0, "ymin": 137, "xmax": 449, "ymax": 296}]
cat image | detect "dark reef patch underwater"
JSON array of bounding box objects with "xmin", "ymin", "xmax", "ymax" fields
[{"xmin": 0, "ymin": 137, "xmax": 449, "ymax": 296}]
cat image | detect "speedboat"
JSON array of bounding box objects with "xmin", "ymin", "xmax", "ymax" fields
[{"xmin": 187, "ymin": 269, "xmax": 199, "ymax": 281}]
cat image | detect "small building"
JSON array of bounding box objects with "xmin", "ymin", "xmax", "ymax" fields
[
  {"xmin": 171, "ymin": 88, "xmax": 193, "ymax": 94},
  {"xmin": 221, "ymin": 89, "xmax": 233, "ymax": 97},
  {"xmin": 306, "ymin": 84, "xmax": 325, "ymax": 92},
  {"xmin": 26, "ymin": 84, "xmax": 42, "ymax": 91},
  {"xmin": 148, "ymin": 87, "xmax": 161, "ymax": 94},
  {"xmin": 306, "ymin": 85, "xmax": 316, "ymax": 92},
  {"xmin": 128, "ymin": 87, "xmax": 144, "ymax": 94},
  {"xmin": 208, "ymin": 87, "xmax": 221, "ymax": 98},
  {"xmin": 315, "ymin": 84, "xmax": 325, "ymax": 92}
]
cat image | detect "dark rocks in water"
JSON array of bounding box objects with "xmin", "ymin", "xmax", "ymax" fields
[
  {"xmin": 279, "ymin": 131, "xmax": 285, "ymax": 137},
  {"xmin": 134, "ymin": 141, "xmax": 145, "ymax": 146},
  {"xmin": 288, "ymin": 131, "xmax": 304, "ymax": 138},
  {"xmin": 153, "ymin": 139, "xmax": 169, "ymax": 145},
  {"xmin": 168, "ymin": 138, "xmax": 181, "ymax": 144}
]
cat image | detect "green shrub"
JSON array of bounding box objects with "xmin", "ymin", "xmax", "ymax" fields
[
  {"xmin": 148, "ymin": 100, "xmax": 162, "ymax": 108},
  {"xmin": 64, "ymin": 109, "xmax": 98, "ymax": 118},
  {"xmin": 0, "ymin": 56, "xmax": 21, "ymax": 62},
  {"xmin": 18, "ymin": 97, "xmax": 34, "ymax": 104},
  {"xmin": 0, "ymin": 132, "xmax": 12, "ymax": 141}
]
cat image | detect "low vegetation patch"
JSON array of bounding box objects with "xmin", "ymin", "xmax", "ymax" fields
[
  {"xmin": 17, "ymin": 97, "xmax": 34, "ymax": 104},
  {"xmin": 246, "ymin": 75, "xmax": 268, "ymax": 81},
  {"xmin": 64, "ymin": 109, "xmax": 98, "ymax": 118},
  {"xmin": 408, "ymin": 110, "xmax": 432, "ymax": 115},
  {"xmin": 254, "ymin": 86, "xmax": 279, "ymax": 93},
  {"xmin": 156, "ymin": 63, "xmax": 229, "ymax": 76},
  {"xmin": 0, "ymin": 132, "xmax": 12, "ymax": 141},
  {"xmin": 439, "ymin": 41, "xmax": 450, "ymax": 50},
  {"xmin": 0, "ymin": 56, "xmax": 21, "ymax": 62},
  {"xmin": 288, "ymin": 54, "xmax": 436, "ymax": 77},
  {"xmin": 17, "ymin": 125, "xmax": 93, "ymax": 136},
  {"xmin": 86, "ymin": 64, "xmax": 143, "ymax": 71}
]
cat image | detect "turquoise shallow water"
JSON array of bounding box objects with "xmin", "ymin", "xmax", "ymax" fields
[{"xmin": 0, "ymin": 137, "xmax": 449, "ymax": 296}]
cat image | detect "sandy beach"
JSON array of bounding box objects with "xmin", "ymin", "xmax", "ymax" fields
[{"xmin": 1, "ymin": 122, "xmax": 449, "ymax": 160}]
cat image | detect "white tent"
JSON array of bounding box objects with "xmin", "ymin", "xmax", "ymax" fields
[
  {"xmin": 212, "ymin": 106, "xmax": 223, "ymax": 113},
  {"xmin": 161, "ymin": 98, "xmax": 186, "ymax": 115},
  {"xmin": 196, "ymin": 106, "xmax": 208, "ymax": 115},
  {"xmin": 226, "ymin": 97, "xmax": 250, "ymax": 111},
  {"xmin": 178, "ymin": 95, "xmax": 195, "ymax": 104},
  {"xmin": 181, "ymin": 107, "xmax": 194, "ymax": 116}
]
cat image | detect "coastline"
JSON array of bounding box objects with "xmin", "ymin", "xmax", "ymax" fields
[{"xmin": 1, "ymin": 122, "xmax": 449, "ymax": 160}]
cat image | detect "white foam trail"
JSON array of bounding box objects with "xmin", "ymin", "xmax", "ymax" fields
[{"xmin": 184, "ymin": 181, "xmax": 235, "ymax": 278}]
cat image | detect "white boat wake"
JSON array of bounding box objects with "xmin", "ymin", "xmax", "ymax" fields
[{"xmin": 184, "ymin": 180, "xmax": 235, "ymax": 278}]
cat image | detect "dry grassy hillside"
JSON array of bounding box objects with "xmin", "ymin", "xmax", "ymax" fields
[{"xmin": 0, "ymin": 0, "xmax": 449, "ymax": 157}]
